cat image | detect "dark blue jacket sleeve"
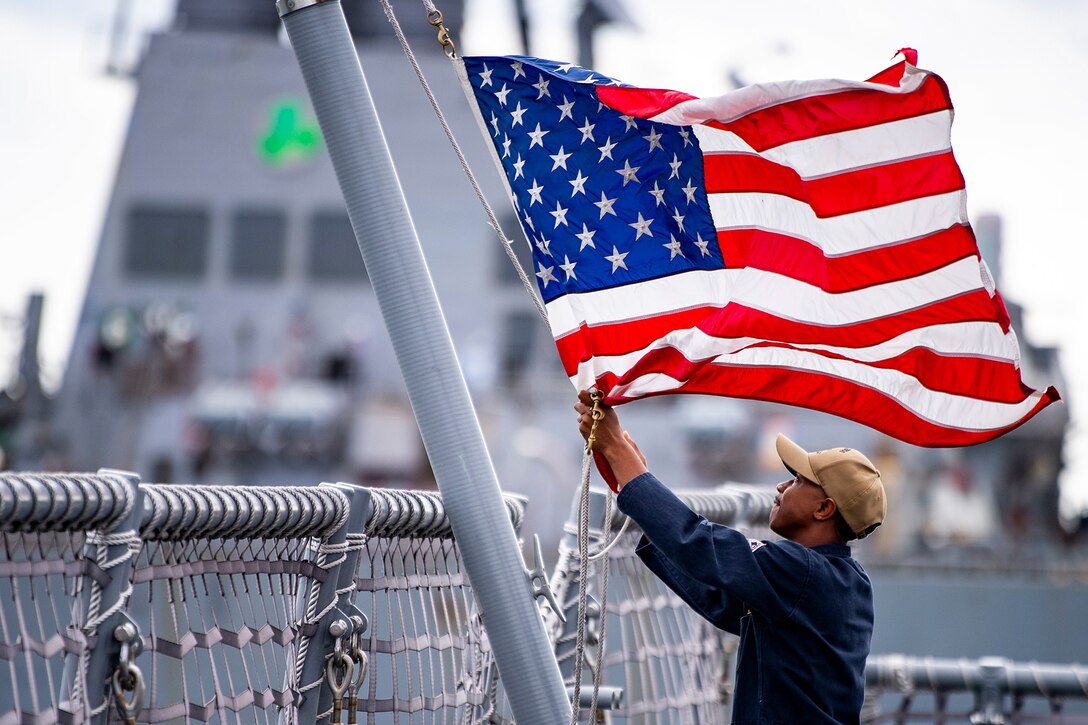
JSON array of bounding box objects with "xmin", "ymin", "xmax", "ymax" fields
[
  {"xmin": 634, "ymin": 535, "xmax": 746, "ymax": 634},
  {"xmin": 617, "ymin": 472, "xmax": 813, "ymax": 624}
]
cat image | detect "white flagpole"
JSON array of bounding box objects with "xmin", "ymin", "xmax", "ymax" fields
[{"xmin": 276, "ymin": 2, "xmax": 572, "ymax": 723}]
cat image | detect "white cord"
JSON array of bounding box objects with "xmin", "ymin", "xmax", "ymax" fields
[{"xmin": 379, "ymin": 0, "xmax": 549, "ymax": 326}]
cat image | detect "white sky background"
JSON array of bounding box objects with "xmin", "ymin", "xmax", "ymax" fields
[{"xmin": 1, "ymin": 0, "xmax": 1086, "ymax": 510}]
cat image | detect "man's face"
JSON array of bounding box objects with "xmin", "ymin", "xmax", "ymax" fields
[{"xmin": 769, "ymin": 474, "xmax": 829, "ymax": 538}]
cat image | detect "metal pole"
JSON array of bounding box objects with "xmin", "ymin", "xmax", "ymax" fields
[
  {"xmin": 292, "ymin": 483, "xmax": 357, "ymax": 724},
  {"xmin": 322, "ymin": 482, "xmax": 371, "ymax": 612},
  {"xmin": 83, "ymin": 469, "xmax": 144, "ymax": 724},
  {"xmin": 277, "ymin": 2, "xmax": 571, "ymax": 721}
]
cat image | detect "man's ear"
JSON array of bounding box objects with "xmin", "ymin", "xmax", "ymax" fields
[{"xmin": 813, "ymin": 497, "xmax": 838, "ymax": 522}]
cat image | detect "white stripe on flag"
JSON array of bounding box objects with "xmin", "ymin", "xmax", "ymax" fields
[
  {"xmin": 693, "ymin": 110, "xmax": 954, "ymax": 178},
  {"xmin": 574, "ymin": 321, "xmax": 1021, "ymax": 385},
  {"xmin": 645, "ymin": 68, "xmax": 931, "ymax": 126},
  {"xmin": 545, "ymin": 256, "xmax": 985, "ymax": 336},
  {"xmin": 605, "ymin": 346, "xmax": 1047, "ymax": 432},
  {"xmin": 707, "ymin": 190, "xmax": 968, "ymax": 255}
]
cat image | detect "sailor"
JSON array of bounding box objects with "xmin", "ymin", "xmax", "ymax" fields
[{"xmin": 575, "ymin": 390, "xmax": 886, "ymax": 725}]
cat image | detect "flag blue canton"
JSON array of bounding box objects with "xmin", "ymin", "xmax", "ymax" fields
[{"xmin": 464, "ymin": 56, "xmax": 723, "ymax": 304}]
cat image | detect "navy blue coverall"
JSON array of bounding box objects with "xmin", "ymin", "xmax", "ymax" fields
[{"xmin": 618, "ymin": 472, "xmax": 875, "ymax": 725}]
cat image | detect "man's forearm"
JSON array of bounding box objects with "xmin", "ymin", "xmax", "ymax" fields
[{"xmin": 595, "ymin": 439, "xmax": 648, "ymax": 490}]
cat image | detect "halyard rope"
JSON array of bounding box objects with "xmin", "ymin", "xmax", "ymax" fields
[
  {"xmin": 378, "ymin": 0, "xmax": 549, "ymax": 326},
  {"xmin": 379, "ymin": 4, "xmax": 633, "ymax": 719}
]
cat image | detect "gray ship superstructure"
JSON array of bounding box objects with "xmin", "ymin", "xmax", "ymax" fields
[{"xmin": 54, "ymin": 0, "xmax": 562, "ymax": 487}]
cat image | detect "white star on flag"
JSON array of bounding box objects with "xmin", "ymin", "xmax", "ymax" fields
[
  {"xmin": 533, "ymin": 74, "xmax": 551, "ymax": 99},
  {"xmin": 604, "ymin": 245, "xmax": 629, "ymax": 273},
  {"xmin": 568, "ymin": 169, "xmax": 589, "ymax": 196},
  {"xmin": 649, "ymin": 181, "xmax": 666, "ymax": 206},
  {"xmin": 560, "ymin": 255, "xmax": 578, "ymax": 280},
  {"xmin": 619, "ymin": 114, "xmax": 637, "ymax": 131},
  {"xmin": 549, "ymin": 200, "xmax": 570, "ymax": 227},
  {"xmin": 511, "ymin": 60, "xmax": 525, "ymax": 79},
  {"xmin": 616, "ymin": 159, "xmax": 641, "ymax": 186},
  {"xmin": 576, "ymin": 223, "xmax": 597, "ymax": 250},
  {"xmin": 526, "ymin": 179, "xmax": 544, "ymax": 205},
  {"xmin": 577, "ymin": 119, "xmax": 596, "ymax": 143},
  {"xmin": 536, "ymin": 262, "xmax": 557, "ymax": 287},
  {"xmin": 495, "ymin": 83, "xmax": 511, "ymax": 106},
  {"xmin": 510, "ymin": 102, "xmax": 527, "ymax": 127},
  {"xmin": 664, "ymin": 234, "xmax": 685, "ymax": 260},
  {"xmin": 478, "ymin": 63, "xmax": 493, "ymax": 87},
  {"xmin": 668, "ymin": 153, "xmax": 682, "ymax": 179},
  {"xmin": 672, "ymin": 207, "xmax": 685, "ymax": 232},
  {"xmin": 512, "ymin": 154, "xmax": 525, "ymax": 179},
  {"xmin": 527, "ymin": 123, "xmax": 549, "ymax": 148},
  {"xmin": 681, "ymin": 178, "xmax": 698, "ymax": 204},
  {"xmin": 693, "ymin": 232, "xmax": 711, "ymax": 257},
  {"xmin": 549, "ymin": 146, "xmax": 573, "ymax": 171},
  {"xmin": 597, "ymin": 136, "xmax": 617, "ymax": 161},
  {"xmin": 629, "ymin": 212, "xmax": 654, "ymax": 240},
  {"xmin": 643, "ymin": 127, "xmax": 663, "ymax": 152},
  {"xmin": 557, "ymin": 96, "xmax": 575, "ymax": 122},
  {"xmin": 594, "ymin": 191, "xmax": 618, "ymax": 218}
]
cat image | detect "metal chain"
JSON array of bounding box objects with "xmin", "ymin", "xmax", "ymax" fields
[
  {"xmin": 326, "ymin": 621, "xmax": 354, "ymax": 724},
  {"xmin": 110, "ymin": 624, "xmax": 144, "ymax": 725},
  {"xmin": 347, "ymin": 616, "xmax": 369, "ymax": 725},
  {"xmin": 378, "ymin": 0, "xmax": 550, "ymax": 326}
]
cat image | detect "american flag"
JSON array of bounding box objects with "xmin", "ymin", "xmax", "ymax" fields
[{"xmin": 458, "ymin": 51, "xmax": 1059, "ymax": 447}]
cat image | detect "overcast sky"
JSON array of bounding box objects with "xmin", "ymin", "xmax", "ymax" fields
[{"xmin": 2, "ymin": 0, "xmax": 1086, "ymax": 509}]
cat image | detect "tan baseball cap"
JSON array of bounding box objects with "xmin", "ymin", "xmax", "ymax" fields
[{"xmin": 775, "ymin": 434, "xmax": 887, "ymax": 538}]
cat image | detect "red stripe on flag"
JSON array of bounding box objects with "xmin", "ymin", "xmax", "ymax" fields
[
  {"xmin": 990, "ymin": 289, "xmax": 1012, "ymax": 333},
  {"xmin": 708, "ymin": 74, "xmax": 952, "ymax": 152},
  {"xmin": 593, "ymin": 352, "xmax": 1059, "ymax": 447},
  {"xmin": 702, "ymin": 150, "xmax": 964, "ymax": 217},
  {"xmin": 695, "ymin": 292, "xmax": 1001, "ymax": 347},
  {"xmin": 595, "ymin": 86, "xmax": 698, "ymax": 120},
  {"xmin": 867, "ymin": 59, "xmax": 910, "ymax": 86},
  {"xmin": 555, "ymin": 307, "xmax": 715, "ymax": 375},
  {"xmin": 563, "ymin": 328, "xmax": 1031, "ymax": 405},
  {"xmin": 555, "ymin": 289, "xmax": 1004, "ymax": 375},
  {"xmin": 716, "ymin": 225, "xmax": 980, "ymax": 294},
  {"xmin": 741, "ymin": 342, "xmax": 1036, "ymax": 403}
]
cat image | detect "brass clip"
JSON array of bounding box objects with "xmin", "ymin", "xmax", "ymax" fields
[
  {"xmin": 427, "ymin": 10, "xmax": 457, "ymax": 59},
  {"xmin": 585, "ymin": 389, "xmax": 604, "ymax": 453}
]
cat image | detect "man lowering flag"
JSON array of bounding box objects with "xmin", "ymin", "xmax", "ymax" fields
[{"xmin": 460, "ymin": 48, "xmax": 1060, "ymax": 723}]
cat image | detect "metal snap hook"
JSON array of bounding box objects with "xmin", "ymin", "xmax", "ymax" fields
[{"xmin": 112, "ymin": 660, "xmax": 144, "ymax": 725}]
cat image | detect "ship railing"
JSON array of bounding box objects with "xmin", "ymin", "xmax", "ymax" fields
[
  {"xmin": 864, "ymin": 654, "xmax": 1088, "ymax": 724},
  {"xmin": 0, "ymin": 470, "xmax": 524, "ymax": 724},
  {"xmin": 7, "ymin": 471, "xmax": 1088, "ymax": 724}
]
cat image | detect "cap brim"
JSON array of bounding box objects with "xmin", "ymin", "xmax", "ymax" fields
[{"xmin": 776, "ymin": 434, "xmax": 818, "ymax": 483}]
